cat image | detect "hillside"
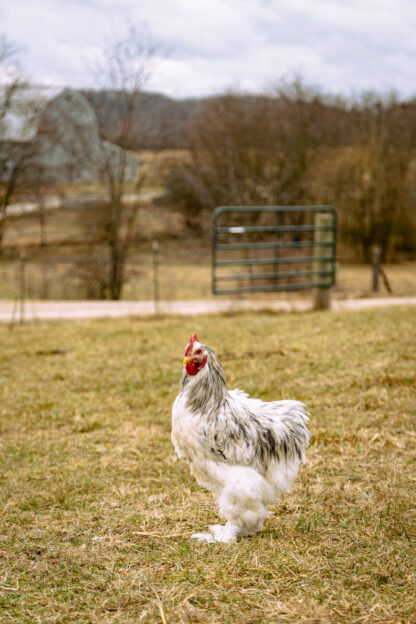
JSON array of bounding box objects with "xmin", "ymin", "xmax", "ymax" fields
[
  {"xmin": 81, "ymin": 89, "xmax": 205, "ymax": 149},
  {"xmin": 80, "ymin": 90, "xmax": 279, "ymax": 150}
]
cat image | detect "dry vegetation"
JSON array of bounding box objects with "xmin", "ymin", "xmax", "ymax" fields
[
  {"xmin": 0, "ymin": 306, "xmax": 415, "ymax": 623},
  {"xmin": 2, "ymin": 203, "xmax": 416, "ymax": 302},
  {"xmin": 2, "ymin": 143, "xmax": 415, "ymax": 302},
  {"xmin": 1, "ymin": 233, "xmax": 416, "ymax": 302}
]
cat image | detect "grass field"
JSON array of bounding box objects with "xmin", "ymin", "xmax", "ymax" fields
[{"xmin": 0, "ymin": 307, "xmax": 415, "ymax": 623}]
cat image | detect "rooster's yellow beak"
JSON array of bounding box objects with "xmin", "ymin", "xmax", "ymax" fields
[{"xmin": 183, "ymin": 356, "xmax": 193, "ymax": 365}]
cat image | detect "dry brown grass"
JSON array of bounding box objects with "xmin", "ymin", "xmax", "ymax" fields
[
  {"xmin": 334, "ymin": 263, "xmax": 416, "ymax": 299},
  {"xmin": 0, "ymin": 306, "xmax": 415, "ymax": 623},
  {"xmin": 137, "ymin": 149, "xmax": 191, "ymax": 191}
]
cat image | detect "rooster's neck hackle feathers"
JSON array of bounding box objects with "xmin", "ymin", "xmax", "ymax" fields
[{"xmin": 180, "ymin": 347, "xmax": 227, "ymax": 415}]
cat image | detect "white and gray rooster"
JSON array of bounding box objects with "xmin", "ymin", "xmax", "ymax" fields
[{"xmin": 172, "ymin": 334, "xmax": 310, "ymax": 543}]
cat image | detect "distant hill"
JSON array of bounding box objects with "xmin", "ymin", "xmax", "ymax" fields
[{"xmin": 81, "ymin": 90, "xmax": 207, "ymax": 150}]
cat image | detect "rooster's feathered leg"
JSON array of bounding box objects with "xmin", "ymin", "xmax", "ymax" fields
[{"xmin": 191, "ymin": 470, "xmax": 272, "ymax": 543}]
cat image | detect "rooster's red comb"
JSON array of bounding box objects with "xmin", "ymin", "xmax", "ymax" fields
[{"xmin": 185, "ymin": 333, "xmax": 199, "ymax": 356}]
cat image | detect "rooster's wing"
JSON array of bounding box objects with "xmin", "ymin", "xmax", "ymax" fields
[{"xmin": 197, "ymin": 391, "xmax": 310, "ymax": 473}]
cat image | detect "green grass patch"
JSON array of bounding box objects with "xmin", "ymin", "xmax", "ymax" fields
[{"xmin": 0, "ymin": 307, "xmax": 415, "ymax": 622}]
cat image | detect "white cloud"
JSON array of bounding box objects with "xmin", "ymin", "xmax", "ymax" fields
[{"xmin": 1, "ymin": 0, "xmax": 416, "ymax": 98}]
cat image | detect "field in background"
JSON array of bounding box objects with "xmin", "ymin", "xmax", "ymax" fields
[
  {"xmin": 2, "ymin": 166, "xmax": 416, "ymax": 302},
  {"xmin": 1, "ymin": 238, "xmax": 415, "ymax": 302},
  {"xmin": 0, "ymin": 306, "xmax": 415, "ymax": 623}
]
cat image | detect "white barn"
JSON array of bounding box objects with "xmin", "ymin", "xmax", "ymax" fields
[{"xmin": 0, "ymin": 86, "xmax": 140, "ymax": 184}]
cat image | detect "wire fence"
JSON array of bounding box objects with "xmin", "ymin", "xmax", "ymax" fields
[
  {"xmin": 0, "ymin": 239, "xmax": 213, "ymax": 303},
  {"xmin": 1, "ymin": 235, "xmax": 413, "ymax": 314}
]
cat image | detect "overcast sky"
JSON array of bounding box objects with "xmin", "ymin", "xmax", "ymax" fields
[{"xmin": 1, "ymin": 0, "xmax": 416, "ymax": 100}]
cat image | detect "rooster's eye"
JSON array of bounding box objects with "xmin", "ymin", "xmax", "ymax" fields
[{"xmin": 195, "ymin": 349, "xmax": 202, "ymax": 355}]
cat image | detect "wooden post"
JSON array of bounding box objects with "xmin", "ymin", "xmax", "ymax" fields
[
  {"xmin": 371, "ymin": 245, "xmax": 381, "ymax": 292},
  {"xmin": 152, "ymin": 241, "xmax": 159, "ymax": 315},
  {"xmin": 313, "ymin": 213, "xmax": 333, "ymax": 310},
  {"xmin": 371, "ymin": 245, "xmax": 392, "ymax": 293},
  {"xmin": 19, "ymin": 252, "xmax": 26, "ymax": 324}
]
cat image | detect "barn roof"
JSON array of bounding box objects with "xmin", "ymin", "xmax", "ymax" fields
[{"xmin": 0, "ymin": 86, "xmax": 79, "ymax": 142}]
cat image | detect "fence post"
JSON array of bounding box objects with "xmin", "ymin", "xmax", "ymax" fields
[
  {"xmin": 313, "ymin": 213, "xmax": 333, "ymax": 310},
  {"xmin": 152, "ymin": 241, "xmax": 159, "ymax": 315},
  {"xmin": 19, "ymin": 252, "xmax": 26, "ymax": 324},
  {"xmin": 370, "ymin": 245, "xmax": 392, "ymax": 294},
  {"xmin": 371, "ymin": 245, "xmax": 381, "ymax": 292}
]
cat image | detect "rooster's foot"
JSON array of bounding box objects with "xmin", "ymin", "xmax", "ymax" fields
[
  {"xmin": 208, "ymin": 524, "xmax": 239, "ymax": 543},
  {"xmin": 191, "ymin": 523, "xmax": 239, "ymax": 543},
  {"xmin": 191, "ymin": 532, "xmax": 215, "ymax": 542}
]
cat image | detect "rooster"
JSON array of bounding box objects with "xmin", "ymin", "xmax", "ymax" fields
[{"xmin": 172, "ymin": 334, "xmax": 310, "ymax": 543}]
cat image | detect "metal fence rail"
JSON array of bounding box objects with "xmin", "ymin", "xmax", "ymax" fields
[{"xmin": 212, "ymin": 206, "xmax": 337, "ymax": 296}]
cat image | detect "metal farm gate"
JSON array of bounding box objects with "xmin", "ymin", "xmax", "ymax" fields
[{"xmin": 212, "ymin": 206, "xmax": 337, "ymax": 301}]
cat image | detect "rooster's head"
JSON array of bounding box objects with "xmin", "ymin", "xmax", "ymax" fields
[{"xmin": 183, "ymin": 334, "xmax": 208, "ymax": 376}]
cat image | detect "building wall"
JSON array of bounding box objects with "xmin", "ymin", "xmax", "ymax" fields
[{"xmin": 1, "ymin": 88, "xmax": 141, "ymax": 185}]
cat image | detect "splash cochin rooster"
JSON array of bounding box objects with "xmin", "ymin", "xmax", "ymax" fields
[{"xmin": 171, "ymin": 334, "xmax": 310, "ymax": 543}]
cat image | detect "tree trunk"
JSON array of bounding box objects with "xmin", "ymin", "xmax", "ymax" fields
[{"xmin": 109, "ymin": 240, "xmax": 124, "ymax": 300}]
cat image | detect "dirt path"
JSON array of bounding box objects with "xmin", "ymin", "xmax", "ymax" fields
[{"xmin": 1, "ymin": 297, "xmax": 415, "ymax": 323}]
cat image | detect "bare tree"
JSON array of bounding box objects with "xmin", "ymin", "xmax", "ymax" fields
[
  {"xmin": 310, "ymin": 96, "xmax": 416, "ymax": 261},
  {"xmin": 165, "ymin": 80, "xmax": 342, "ymax": 234},
  {"xmin": 0, "ymin": 26, "xmax": 157, "ymax": 299},
  {"xmin": 166, "ymin": 81, "xmax": 416, "ymax": 261},
  {"xmin": 0, "ymin": 37, "xmax": 52, "ymax": 254},
  {"xmin": 0, "ymin": 37, "xmax": 29, "ymax": 250},
  {"xmin": 87, "ymin": 25, "xmax": 157, "ymax": 299}
]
